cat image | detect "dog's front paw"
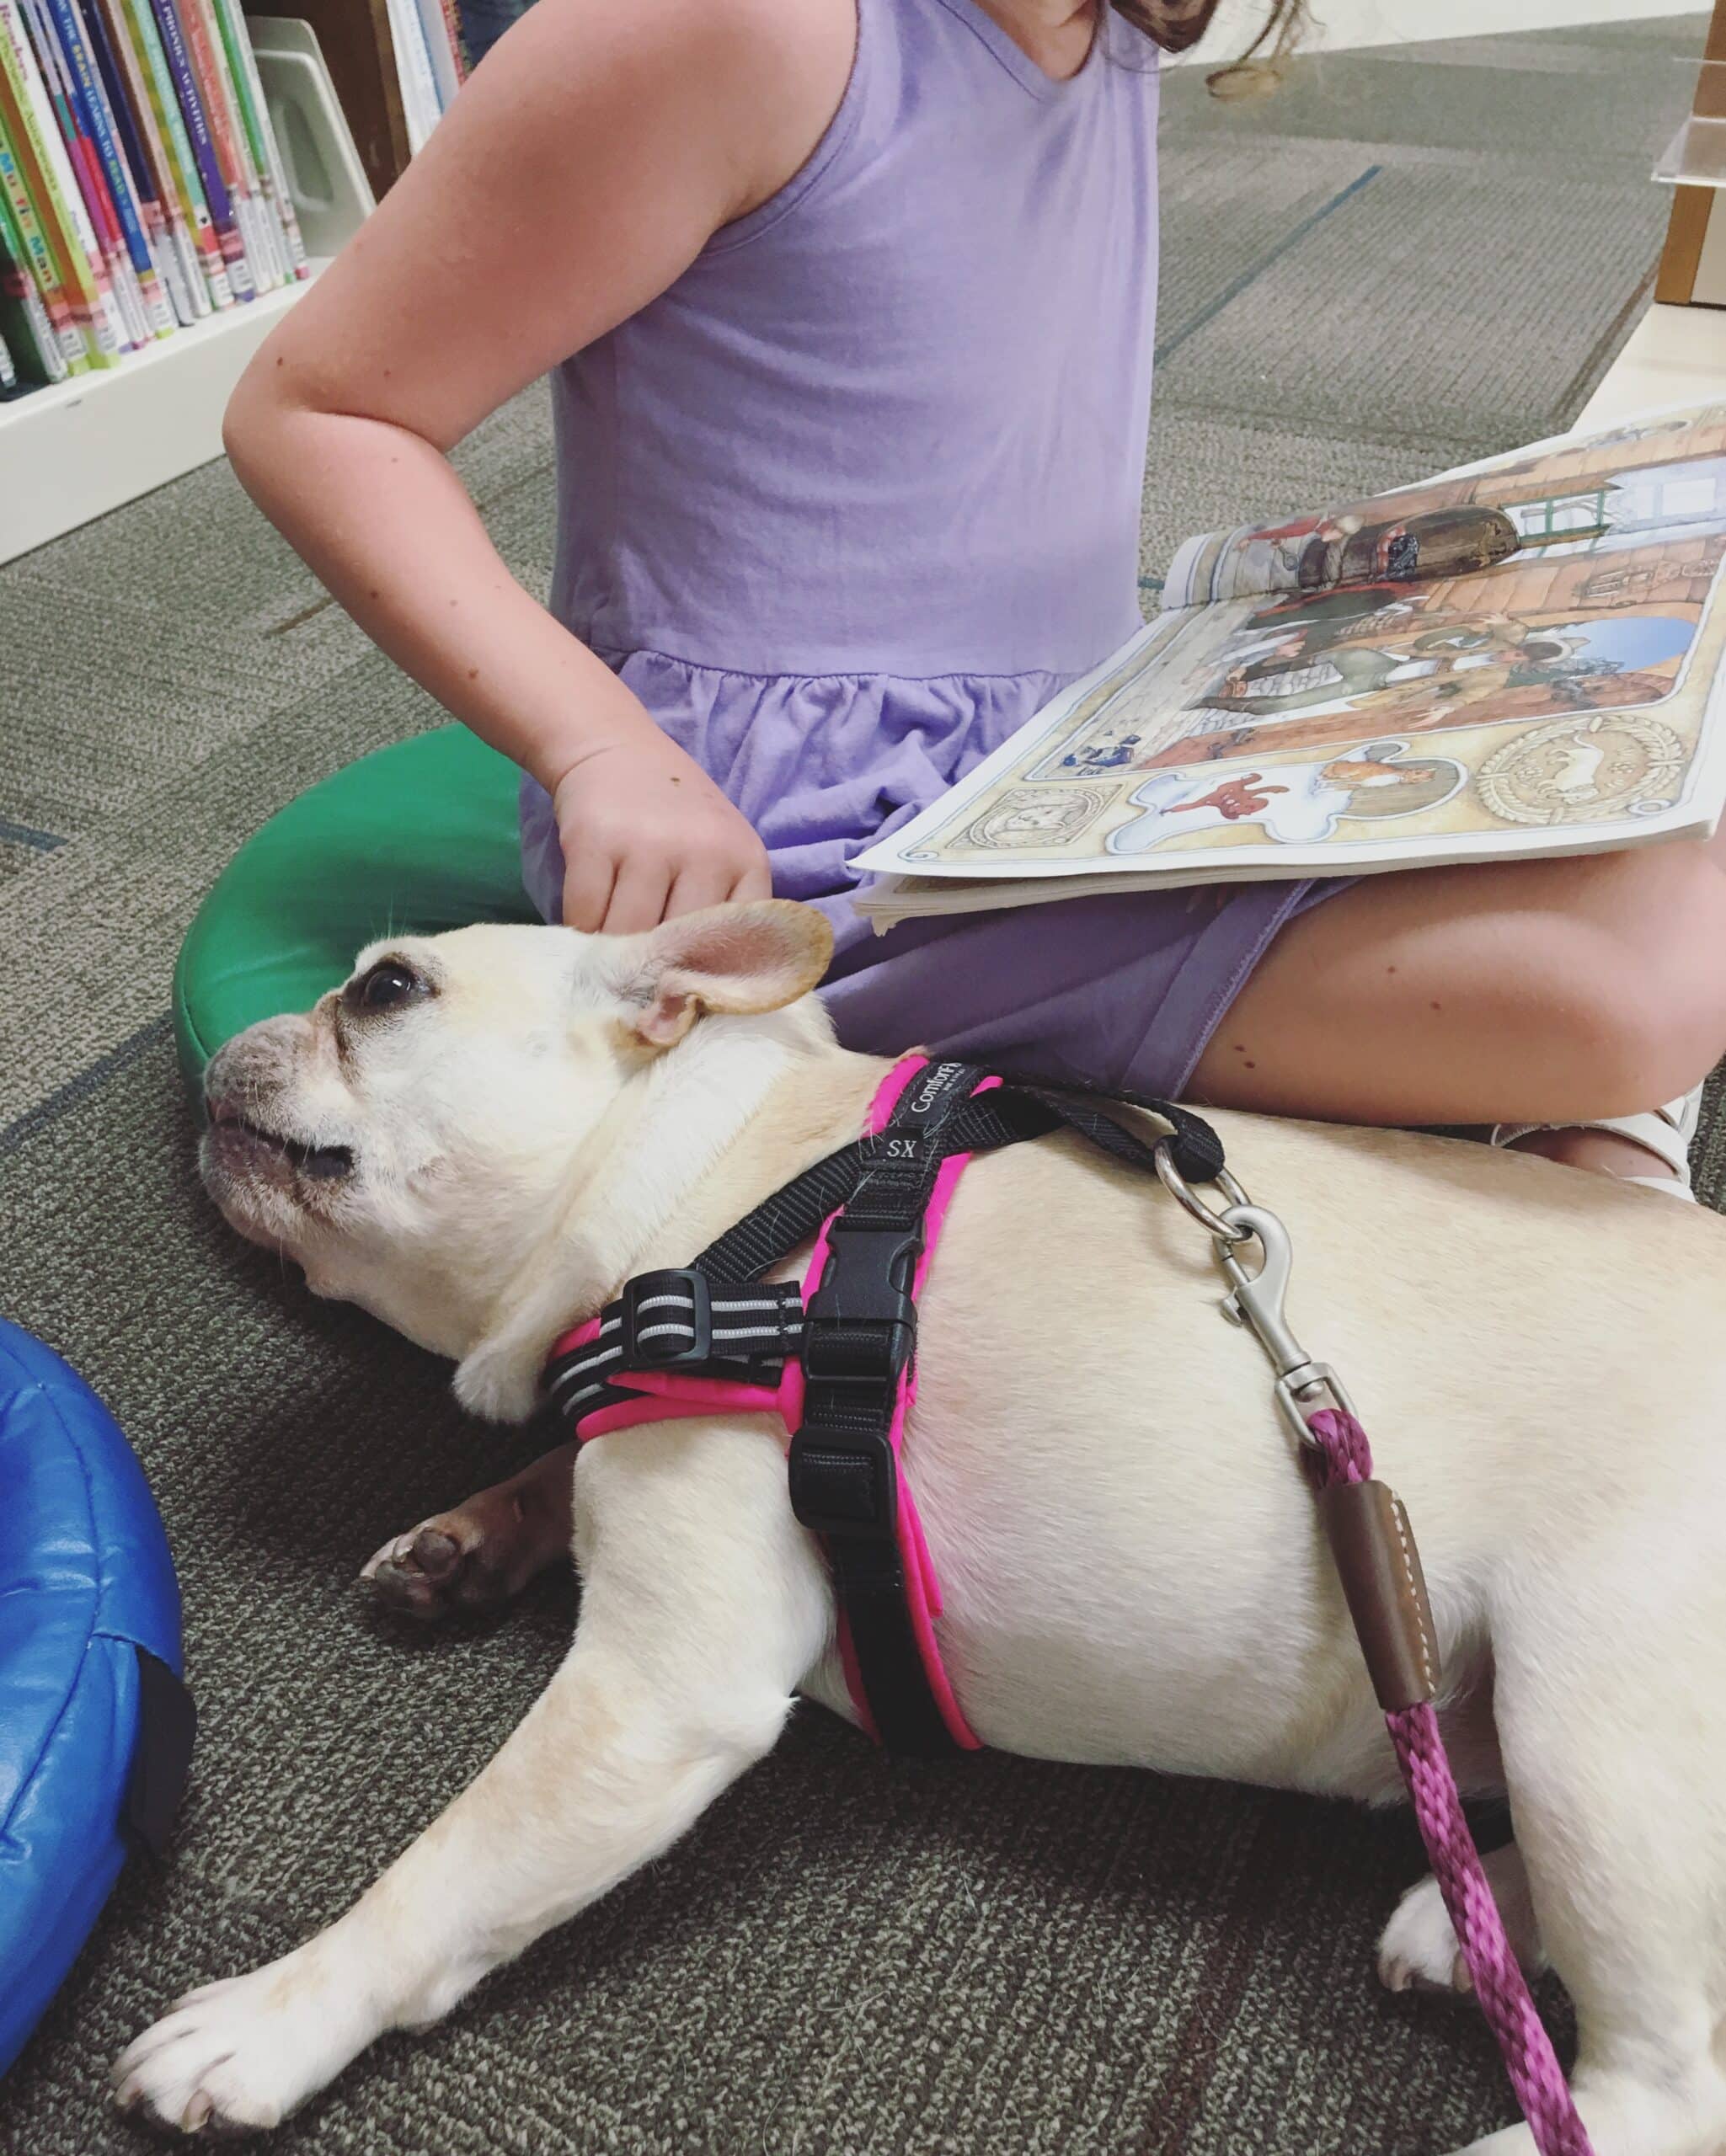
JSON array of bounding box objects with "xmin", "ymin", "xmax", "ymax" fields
[
  {"xmin": 113, "ymin": 1949, "xmax": 375, "ymax": 2135},
  {"xmin": 452, "ymin": 1331, "xmax": 542, "ymax": 1423}
]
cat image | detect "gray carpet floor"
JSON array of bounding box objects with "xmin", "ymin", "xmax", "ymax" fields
[{"xmin": 1, "ymin": 17, "xmax": 1721, "ymax": 2154}]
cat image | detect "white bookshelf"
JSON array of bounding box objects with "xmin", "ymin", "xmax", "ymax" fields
[
  {"xmin": 0, "ymin": 19, "xmax": 372, "ymax": 568},
  {"xmin": 0, "ymin": 270, "xmax": 324, "ymax": 567}
]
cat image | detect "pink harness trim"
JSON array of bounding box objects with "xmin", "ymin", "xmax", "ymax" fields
[{"xmin": 548, "ymin": 1054, "xmax": 982, "ymax": 1749}]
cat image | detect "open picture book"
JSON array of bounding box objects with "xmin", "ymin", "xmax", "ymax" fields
[{"xmin": 852, "ymin": 403, "xmax": 1726, "ymax": 926}]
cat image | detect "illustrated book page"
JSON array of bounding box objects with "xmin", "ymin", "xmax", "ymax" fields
[{"xmin": 853, "ymin": 403, "xmax": 1726, "ymax": 922}]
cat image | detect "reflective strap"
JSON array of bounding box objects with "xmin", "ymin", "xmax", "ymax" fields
[{"xmin": 546, "ymin": 1278, "xmax": 806, "ymax": 1420}]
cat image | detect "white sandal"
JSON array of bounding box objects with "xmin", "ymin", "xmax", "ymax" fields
[{"xmin": 1491, "ymin": 1085, "xmax": 1705, "ymax": 1201}]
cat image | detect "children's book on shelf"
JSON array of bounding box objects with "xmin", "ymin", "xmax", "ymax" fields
[
  {"xmin": 0, "ymin": 0, "xmax": 117, "ymax": 369},
  {"xmin": 853, "ymin": 404, "xmax": 1726, "ymax": 926},
  {"xmin": 0, "ymin": 171, "xmax": 66, "ymax": 379},
  {"xmin": 381, "ymin": 0, "xmax": 462, "ymax": 157},
  {"xmin": 383, "ymin": 0, "xmax": 439, "ymax": 155},
  {"xmin": 0, "ymin": 0, "xmax": 309, "ymax": 400},
  {"xmin": 416, "ymin": 0, "xmax": 461, "ymax": 110},
  {"xmin": 40, "ymin": 0, "xmax": 177, "ymax": 338}
]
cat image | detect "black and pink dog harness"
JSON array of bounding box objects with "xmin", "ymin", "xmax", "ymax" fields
[
  {"xmin": 543, "ymin": 1054, "xmax": 1225, "ymax": 1754},
  {"xmin": 542, "ymin": 1054, "xmax": 1597, "ymax": 2155}
]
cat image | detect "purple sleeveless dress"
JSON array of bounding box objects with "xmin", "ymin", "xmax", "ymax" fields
[{"xmin": 520, "ymin": 0, "xmax": 1339, "ymax": 1097}]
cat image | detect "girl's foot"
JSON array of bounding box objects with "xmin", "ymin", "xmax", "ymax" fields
[{"xmin": 1491, "ymin": 1088, "xmax": 1704, "ymax": 1201}]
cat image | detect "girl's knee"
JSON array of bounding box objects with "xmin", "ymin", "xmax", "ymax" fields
[
  {"xmin": 1197, "ymin": 848, "xmax": 1723, "ymax": 1126},
  {"xmin": 1533, "ymin": 858, "xmax": 1726, "ymax": 1115}
]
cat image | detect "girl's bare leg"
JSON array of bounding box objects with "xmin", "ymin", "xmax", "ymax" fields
[{"xmin": 1189, "ymin": 830, "xmax": 1726, "ymax": 1171}]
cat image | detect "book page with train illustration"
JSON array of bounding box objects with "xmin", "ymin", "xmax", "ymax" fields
[{"xmin": 853, "ymin": 404, "xmax": 1726, "ymax": 925}]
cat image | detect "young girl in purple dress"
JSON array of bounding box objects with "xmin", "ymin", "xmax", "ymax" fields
[{"xmin": 222, "ymin": 0, "xmax": 1723, "ymax": 1193}]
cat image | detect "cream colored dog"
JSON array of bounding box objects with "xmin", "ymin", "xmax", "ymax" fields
[{"xmin": 115, "ymin": 901, "xmax": 1726, "ymax": 2156}]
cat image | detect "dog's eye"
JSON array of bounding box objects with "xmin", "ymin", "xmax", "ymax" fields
[{"xmin": 350, "ymin": 959, "xmax": 425, "ymax": 1013}]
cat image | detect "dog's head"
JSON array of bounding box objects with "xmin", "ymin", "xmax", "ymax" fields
[{"xmin": 200, "ymin": 901, "xmax": 833, "ymax": 1394}]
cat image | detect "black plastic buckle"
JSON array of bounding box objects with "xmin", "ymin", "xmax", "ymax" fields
[
  {"xmin": 804, "ymin": 1222, "xmax": 921, "ymax": 1364},
  {"xmin": 618, "ymin": 1269, "xmax": 712, "ymax": 1367},
  {"xmin": 788, "ymin": 1428, "xmax": 898, "ymax": 1538}
]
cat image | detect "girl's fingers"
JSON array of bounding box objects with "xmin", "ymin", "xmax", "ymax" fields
[
  {"xmin": 730, "ymin": 852, "xmax": 775, "ymax": 904},
  {"xmin": 602, "ymin": 857, "xmax": 676, "ymax": 936},
  {"xmin": 560, "ymin": 849, "xmax": 617, "ymax": 932},
  {"xmin": 664, "ymin": 861, "xmax": 737, "ymax": 919}
]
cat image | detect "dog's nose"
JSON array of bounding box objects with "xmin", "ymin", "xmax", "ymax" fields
[{"xmin": 203, "ymin": 1011, "xmax": 317, "ymax": 1123}]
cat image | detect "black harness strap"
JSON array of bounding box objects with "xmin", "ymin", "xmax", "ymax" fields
[
  {"xmin": 545, "ymin": 1065, "xmax": 1227, "ymax": 1755},
  {"xmin": 788, "ymin": 1059, "xmax": 985, "ymax": 1752},
  {"xmin": 943, "ymin": 1081, "xmax": 1226, "ymax": 1186}
]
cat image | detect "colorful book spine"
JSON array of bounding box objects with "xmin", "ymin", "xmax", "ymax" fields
[
  {"xmin": 144, "ymin": 0, "xmax": 248, "ymax": 298},
  {"xmin": 201, "ymin": 0, "xmax": 280, "ymax": 286},
  {"xmin": 0, "ymin": 104, "xmax": 72, "ymax": 365},
  {"xmin": 19, "ymin": 0, "xmax": 147, "ymax": 346},
  {"xmin": 174, "ymin": 0, "xmax": 270, "ymax": 289},
  {"xmin": 0, "ymin": 0, "xmax": 106, "ymax": 364},
  {"xmin": 0, "ymin": 154, "xmax": 67, "ymax": 376},
  {"xmin": 0, "ymin": 0, "xmax": 312, "ymax": 407},
  {"xmin": 209, "ymin": 0, "xmax": 302, "ymax": 277},
  {"xmin": 114, "ymin": 0, "xmax": 226, "ymax": 308},
  {"xmin": 96, "ymin": 0, "xmax": 204, "ymax": 313},
  {"xmin": 46, "ymin": 0, "xmax": 174, "ymax": 334},
  {"xmin": 83, "ymin": 0, "xmax": 194, "ymax": 322}
]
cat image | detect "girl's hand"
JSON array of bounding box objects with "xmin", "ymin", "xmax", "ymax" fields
[{"xmin": 552, "ymin": 733, "xmax": 772, "ymax": 933}]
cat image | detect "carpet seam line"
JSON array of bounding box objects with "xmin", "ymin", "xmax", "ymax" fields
[{"xmin": 0, "ymin": 1017, "xmax": 174, "ymax": 1161}]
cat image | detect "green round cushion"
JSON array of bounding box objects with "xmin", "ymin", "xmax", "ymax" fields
[{"xmin": 173, "ymin": 726, "xmax": 537, "ymax": 1094}]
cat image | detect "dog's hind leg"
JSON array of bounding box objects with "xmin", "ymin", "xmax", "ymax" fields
[
  {"xmin": 1437, "ymin": 1568, "xmax": 1726, "ymax": 2156},
  {"xmin": 361, "ymin": 1438, "xmax": 581, "ymax": 1619}
]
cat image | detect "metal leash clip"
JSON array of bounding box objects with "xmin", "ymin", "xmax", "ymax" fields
[
  {"xmin": 1152, "ymin": 1143, "xmax": 1357, "ymax": 1449},
  {"xmin": 1215, "ymin": 1203, "xmax": 1360, "ymax": 1449}
]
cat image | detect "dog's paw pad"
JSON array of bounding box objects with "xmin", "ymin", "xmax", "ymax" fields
[{"xmin": 361, "ymin": 1514, "xmax": 512, "ymax": 1620}]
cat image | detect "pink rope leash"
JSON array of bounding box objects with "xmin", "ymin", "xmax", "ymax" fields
[{"xmin": 1306, "ymin": 1406, "xmax": 1595, "ymax": 2156}]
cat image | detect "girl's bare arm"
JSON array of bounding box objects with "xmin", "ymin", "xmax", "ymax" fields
[{"xmin": 222, "ymin": 0, "xmax": 853, "ymax": 928}]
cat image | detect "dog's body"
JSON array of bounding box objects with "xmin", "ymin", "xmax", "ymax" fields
[{"xmin": 116, "ymin": 905, "xmax": 1726, "ymax": 2154}]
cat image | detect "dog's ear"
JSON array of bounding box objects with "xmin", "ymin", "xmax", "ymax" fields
[{"xmin": 610, "ymin": 900, "xmax": 833, "ymax": 1049}]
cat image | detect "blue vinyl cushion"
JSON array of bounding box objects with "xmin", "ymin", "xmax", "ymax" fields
[{"xmin": 0, "ymin": 1319, "xmax": 190, "ymax": 2076}]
